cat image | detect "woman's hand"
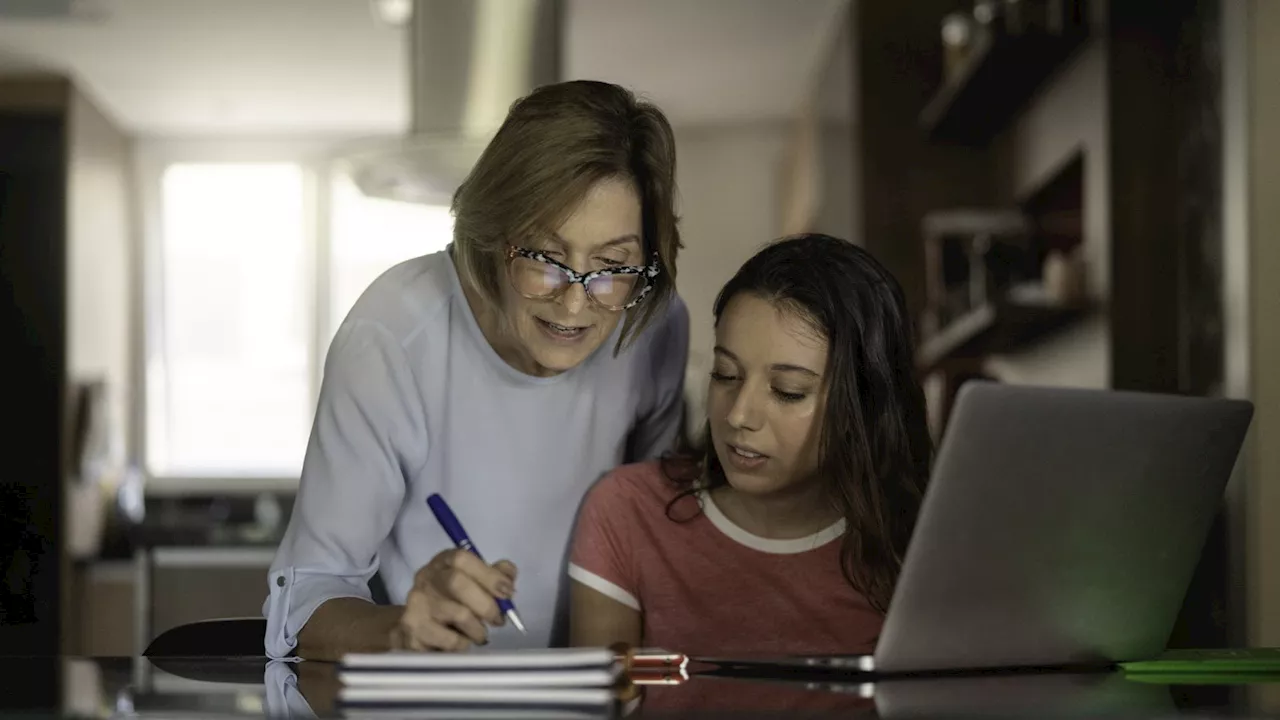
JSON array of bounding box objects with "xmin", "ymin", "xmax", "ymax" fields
[{"xmin": 390, "ymin": 550, "xmax": 518, "ymax": 651}]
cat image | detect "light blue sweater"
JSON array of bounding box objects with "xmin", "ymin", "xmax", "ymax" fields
[{"xmin": 263, "ymin": 248, "xmax": 688, "ymax": 658}]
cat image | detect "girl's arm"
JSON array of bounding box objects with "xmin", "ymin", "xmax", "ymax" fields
[
  {"xmin": 569, "ymin": 582, "xmax": 642, "ymax": 647},
  {"xmin": 565, "ymin": 469, "xmax": 648, "ymax": 648}
]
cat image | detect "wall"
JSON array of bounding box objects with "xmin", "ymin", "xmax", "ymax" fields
[
  {"xmin": 68, "ymin": 88, "xmax": 134, "ymax": 467},
  {"xmin": 812, "ymin": 121, "xmax": 857, "ymax": 243},
  {"xmin": 813, "ymin": 0, "xmax": 857, "ymax": 244},
  {"xmin": 780, "ymin": 0, "xmax": 857, "ymax": 243},
  {"xmin": 1243, "ymin": 0, "xmax": 1280, "ymax": 649},
  {"xmin": 1221, "ymin": 0, "xmax": 1252, "ymax": 650},
  {"xmin": 671, "ymin": 123, "xmax": 789, "ymax": 431},
  {"xmin": 62, "ymin": 88, "xmax": 135, "ymax": 654}
]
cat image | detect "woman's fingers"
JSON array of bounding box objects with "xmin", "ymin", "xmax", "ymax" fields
[
  {"xmin": 441, "ymin": 564, "xmax": 504, "ymax": 626},
  {"xmin": 400, "ymin": 550, "xmax": 520, "ymax": 650},
  {"xmin": 398, "ymin": 585, "xmax": 480, "ymax": 651},
  {"xmin": 430, "ymin": 597, "xmax": 491, "ymax": 645},
  {"xmin": 443, "ymin": 550, "xmax": 518, "ymax": 600},
  {"xmin": 493, "ymin": 559, "xmax": 519, "ymax": 583}
]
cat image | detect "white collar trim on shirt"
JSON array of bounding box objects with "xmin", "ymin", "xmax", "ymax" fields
[{"xmin": 697, "ymin": 490, "xmax": 847, "ymax": 554}]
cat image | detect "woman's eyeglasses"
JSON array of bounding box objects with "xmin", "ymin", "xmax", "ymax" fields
[{"xmin": 505, "ymin": 245, "xmax": 661, "ymax": 311}]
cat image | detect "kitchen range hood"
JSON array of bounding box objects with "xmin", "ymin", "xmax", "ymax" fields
[{"xmin": 338, "ymin": 0, "xmax": 562, "ymax": 205}]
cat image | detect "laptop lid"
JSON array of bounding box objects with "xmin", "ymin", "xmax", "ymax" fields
[{"xmin": 873, "ymin": 383, "xmax": 1252, "ymax": 674}]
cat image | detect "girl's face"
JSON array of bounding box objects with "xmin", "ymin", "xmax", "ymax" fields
[
  {"xmin": 499, "ymin": 176, "xmax": 644, "ymax": 376},
  {"xmin": 707, "ymin": 293, "xmax": 829, "ymax": 497}
]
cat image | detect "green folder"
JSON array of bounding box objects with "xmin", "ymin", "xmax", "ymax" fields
[
  {"xmin": 1123, "ymin": 672, "xmax": 1280, "ymax": 685},
  {"xmin": 1120, "ymin": 648, "xmax": 1280, "ymax": 676}
]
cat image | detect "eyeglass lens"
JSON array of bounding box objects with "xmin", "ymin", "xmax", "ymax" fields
[{"xmin": 509, "ymin": 256, "xmax": 643, "ymax": 308}]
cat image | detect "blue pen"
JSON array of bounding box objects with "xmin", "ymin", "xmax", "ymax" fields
[{"xmin": 426, "ymin": 493, "xmax": 527, "ymax": 635}]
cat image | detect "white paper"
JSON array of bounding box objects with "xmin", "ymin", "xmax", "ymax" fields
[{"xmin": 340, "ymin": 648, "xmax": 616, "ymax": 671}]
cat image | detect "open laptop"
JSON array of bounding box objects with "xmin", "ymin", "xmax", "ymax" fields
[{"xmin": 700, "ymin": 382, "xmax": 1253, "ymax": 677}]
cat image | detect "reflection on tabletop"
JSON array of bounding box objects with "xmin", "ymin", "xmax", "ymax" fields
[
  {"xmin": 637, "ymin": 670, "xmax": 874, "ymax": 716},
  {"xmin": 14, "ymin": 655, "xmax": 1280, "ymax": 719},
  {"xmin": 640, "ymin": 668, "xmax": 1280, "ymax": 719}
]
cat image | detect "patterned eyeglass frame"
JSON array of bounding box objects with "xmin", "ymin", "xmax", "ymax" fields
[{"xmin": 505, "ymin": 245, "xmax": 662, "ymax": 311}]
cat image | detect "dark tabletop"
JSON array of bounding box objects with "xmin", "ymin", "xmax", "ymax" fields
[{"xmin": 1, "ymin": 655, "xmax": 1278, "ymax": 719}]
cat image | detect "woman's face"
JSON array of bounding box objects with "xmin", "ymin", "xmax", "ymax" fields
[
  {"xmin": 707, "ymin": 293, "xmax": 829, "ymax": 497},
  {"xmin": 500, "ymin": 176, "xmax": 644, "ymax": 376}
]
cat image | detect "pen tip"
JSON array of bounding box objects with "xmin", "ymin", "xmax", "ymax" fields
[{"xmin": 508, "ymin": 610, "xmax": 527, "ymax": 635}]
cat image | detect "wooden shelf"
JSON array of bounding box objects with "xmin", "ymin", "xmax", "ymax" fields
[
  {"xmin": 920, "ymin": 23, "xmax": 1089, "ymax": 145},
  {"xmin": 917, "ymin": 293, "xmax": 1090, "ymax": 372}
]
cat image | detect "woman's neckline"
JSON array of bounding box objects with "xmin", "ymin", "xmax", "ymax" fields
[{"xmin": 698, "ymin": 488, "xmax": 846, "ymax": 554}]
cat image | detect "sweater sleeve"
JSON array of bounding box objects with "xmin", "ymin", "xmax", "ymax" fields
[{"xmin": 262, "ymin": 318, "xmax": 427, "ymax": 659}]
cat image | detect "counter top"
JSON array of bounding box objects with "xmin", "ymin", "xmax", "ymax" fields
[{"xmin": 1, "ymin": 655, "xmax": 1278, "ymax": 719}]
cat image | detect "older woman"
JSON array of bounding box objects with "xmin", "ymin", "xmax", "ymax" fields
[{"xmin": 264, "ymin": 80, "xmax": 687, "ymax": 659}]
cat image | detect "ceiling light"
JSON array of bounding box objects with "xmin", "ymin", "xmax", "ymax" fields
[{"xmin": 371, "ymin": 0, "xmax": 412, "ymax": 27}]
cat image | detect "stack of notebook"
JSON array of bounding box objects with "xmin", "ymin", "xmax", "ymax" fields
[{"xmin": 339, "ymin": 647, "xmax": 683, "ymax": 715}]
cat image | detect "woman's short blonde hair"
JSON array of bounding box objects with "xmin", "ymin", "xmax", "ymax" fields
[{"xmin": 451, "ymin": 80, "xmax": 681, "ymax": 352}]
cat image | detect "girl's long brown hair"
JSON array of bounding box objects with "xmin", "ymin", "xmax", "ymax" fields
[{"xmin": 663, "ymin": 234, "xmax": 933, "ymax": 613}]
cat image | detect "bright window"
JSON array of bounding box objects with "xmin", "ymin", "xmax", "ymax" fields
[
  {"xmin": 145, "ymin": 160, "xmax": 454, "ymax": 482},
  {"xmin": 148, "ymin": 163, "xmax": 311, "ymax": 477},
  {"xmin": 328, "ymin": 172, "xmax": 455, "ymax": 349}
]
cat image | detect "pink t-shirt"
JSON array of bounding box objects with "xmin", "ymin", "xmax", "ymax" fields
[{"xmin": 568, "ymin": 460, "xmax": 883, "ymax": 657}]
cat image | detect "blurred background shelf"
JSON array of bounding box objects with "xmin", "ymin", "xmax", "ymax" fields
[
  {"xmin": 916, "ymin": 290, "xmax": 1092, "ymax": 373},
  {"xmin": 921, "ymin": 1, "xmax": 1090, "ymax": 145}
]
